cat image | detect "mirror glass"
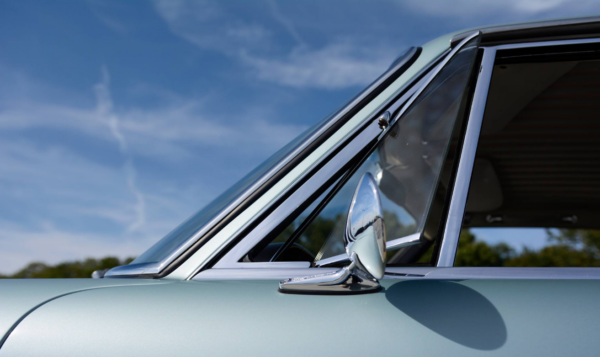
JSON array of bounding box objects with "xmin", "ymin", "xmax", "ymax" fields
[{"xmin": 345, "ymin": 173, "xmax": 386, "ymax": 279}]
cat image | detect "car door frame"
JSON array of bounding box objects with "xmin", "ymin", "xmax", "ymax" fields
[{"xmin": 193, "ymin": 36, "xmax": 600, "ymax": 282}]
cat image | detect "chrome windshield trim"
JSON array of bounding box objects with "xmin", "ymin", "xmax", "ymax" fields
[
  {"xmin": 188, "ymin": 61, "xmax": 446, "ymax": 278},
  {"xmin": 106, "ymin": 47, "xmax": 423, "ymax": 278},
  {"xmin": 437, "ymin": 47, "xmax": 496, "ymax": 267},
  {"xmin": 314, "ymin": 233, "xmax": 422, "ymax": 267},
  {"xmin": 104, "ymin": 262, "xmax": 160, "ymax": 277},
  {"xmin": 204, "ymin": 35, "xmax": 480, "ymax": 275}
]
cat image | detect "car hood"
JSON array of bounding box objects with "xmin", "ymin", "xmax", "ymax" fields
[{"xmin": 0, "ymin": 278, "xmax": 169, "ymax": 345}]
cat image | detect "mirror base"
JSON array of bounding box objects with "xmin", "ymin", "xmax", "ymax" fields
[{"xmin": 278, "ymin": 264, "xmax": 381, "ymax": 295}]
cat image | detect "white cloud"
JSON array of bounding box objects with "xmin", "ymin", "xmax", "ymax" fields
[
  {"xmin": 403, "ymin": 0, "xmax": 600, "ymax": 17},
  {"xmin": 0, "ymin": 220, "xmax": 147, "ymax": 274},
  {"xmin": 94, "ymin": 66, "xmax": 146, "ymax": 232},
  {"xmin": 153, "ymin": 0, "xmax": 395, "ymax": 89},
  {"xmin": 241, "ymin": 42, "xmax": 395, "ymax": 89},
  {"xmin": 154, "ymin": 0, "xmax": 272, "ymax": 54},
  {"xmin": 0, "ymin": 139, "xmax": 197, "ymax": 274},
  {"xmin": 266, "ymin": 0, "xmax": 305, "ymax": 46},
  {"xmin": 0, "ymin": 65, "xmax": 306, "ymax": 156},
  {"xmin": 0, "ymin": 64, "xmax": 307, "ymax": 273}
]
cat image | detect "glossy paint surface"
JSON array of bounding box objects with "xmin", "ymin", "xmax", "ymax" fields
[
  {"xmin": 2, "ymin": 278, "xmax": 600, "ymax": 356},
  {"xmin": 0, "ymin": 279, "xmax": 170, "ymax": 345}
]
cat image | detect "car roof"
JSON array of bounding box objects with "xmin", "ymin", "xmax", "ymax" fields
[{"xmin": 451, "ymin": 15, "xmax": 600, "ymax": 47}]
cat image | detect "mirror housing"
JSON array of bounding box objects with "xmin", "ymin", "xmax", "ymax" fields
[{"xmin": 279, "ymin": 173, "xmax": 386, "ymax": 294}]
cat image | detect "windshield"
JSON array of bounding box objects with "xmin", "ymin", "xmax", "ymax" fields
[
  {"xmin": 132, "ymin": 123, "xmax": 322, "ymax": 265},
  {"xmin": 132, "ymin": 47, "xmax": 419, "ymax": 267}
]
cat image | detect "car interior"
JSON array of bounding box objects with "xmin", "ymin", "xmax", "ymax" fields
[{"xmin": 457, "ymin": 48, "xmax": 600, "ymax": 267}]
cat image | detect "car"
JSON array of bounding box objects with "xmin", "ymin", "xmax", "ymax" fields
[{"xmin": 3, "ymin": 16, "xmax": 600, "ymax": 356}]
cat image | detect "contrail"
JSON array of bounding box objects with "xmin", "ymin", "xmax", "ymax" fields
[
  {"xmin": 94, "ymin": 66, "xmax": 146, "ymax": 232},
  {"xmin": 267, "ymin": 0, "xmax": 305, "ymax": 47}
]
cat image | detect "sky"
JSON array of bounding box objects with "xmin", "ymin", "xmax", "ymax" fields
[{"xmin": 1, "ymin": 0, "xmax": 600, "ymax": 274}]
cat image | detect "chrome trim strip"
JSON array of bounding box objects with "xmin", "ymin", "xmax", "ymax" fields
[
  {"xmin": 313, "ymin": 254, "xmax": 347, "ymax": 267},
  {"xmin": 385, "ymin": 31, "xmax": 481, "ymax": 134},
  {"xmin": 437, "ymin": 47, "xmax": 496, "ymax": 267},
  {"xmin": 314, "ymin": 232, "xmax": 422, "ymax": 267},
  {"xmin": 492, "ymin": 36, "xmax": 600, "ymax": 50},
  {"xmin": 104, "ymin": 262, "xmax": 159, "ymax": 277},
  {"xmin": 421, "ymin": 267, "xmax": 600, "ymax": 280},
  {"xmin": 230, "ymin": 262, "xmax": 310, "ymax": 269},
  {"xmin": 387, "ymin": 232, "xmax": 422, "ymax": 250},
  {"xmin": 194, "ymin": 267, "xmax": 600, "ymax": 280},
  {"xmin": 194, "ymin": 268, "xmax": 339, "ymax": 280}
]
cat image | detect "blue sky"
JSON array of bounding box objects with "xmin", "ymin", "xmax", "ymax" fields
[{"xmin": 1, "ymin": 0, "xmax": 600, "ymax": 273}]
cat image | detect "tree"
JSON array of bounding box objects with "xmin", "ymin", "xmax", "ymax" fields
[
  {"xmin": 455, "ymin": 230, "xmax": 515, "ymax": 267},
  {"xmin": 456, "ymin": 228, "xmax": 600, "ymax": 267},
  {"xmin": 1, "ymin": 257, "xmax": 135, "ymax": 279}
]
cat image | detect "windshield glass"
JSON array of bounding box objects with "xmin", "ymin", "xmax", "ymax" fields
[
  {"xmin": 132, "ymin": 47, "xmax": 419, "ymax": 266},
  {"xmin": 132, "ymin": 123, "xmax": 322, "ymax": 265}
]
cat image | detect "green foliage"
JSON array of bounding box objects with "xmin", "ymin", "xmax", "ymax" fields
[
  {"xmin": 7, "ymin": 227, "xmax": 600, "ymax": 278},
  {"xmin": 456, "ymin": 229, "xmax": 600, "ymax": 267},
  {"xmin": 384, "ymin": 210, "xmax": 416, "ymax": 240},
  {"xmin": 1, "ymin": 257, "xmax": 135, "ymax": 279},
  {"xmin": 297, "ymin": 215, "xmax": 339, "ymax": 255},
  {"xmin": 455, "ymin": 230, "xmax": 514, "ymax": 267}
]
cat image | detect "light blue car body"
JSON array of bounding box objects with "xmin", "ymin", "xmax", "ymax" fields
[
  {"xmin": 1, "ymin": 279, "xmax": 600, "ymax": 356},
  {"xmin": 3, "ymin": 17, "xmax": 600, "ymax": 356}
]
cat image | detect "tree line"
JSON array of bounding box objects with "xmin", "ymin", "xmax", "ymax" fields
[
  {"xmin": 2, "ymin": 225, "xmax": 599, "ymax": 278},
  {"xmin": 0, "ymin": 257, "xmax": 135, "ymax": 279}
]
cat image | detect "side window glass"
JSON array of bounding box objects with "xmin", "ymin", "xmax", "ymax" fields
[
  {"xmin": 249, "ymin": 38, "xmax": 480, "ymax": 266},
  {"xmin": 456, "ymin": 54, "xmax": 600, "ymax": 267}
]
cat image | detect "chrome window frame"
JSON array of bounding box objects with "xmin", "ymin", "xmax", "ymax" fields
[
  {"xmin": 437, "ymin": 36, "xmax": 600, "ymax": 267},
  {"xmin": 203, "ymin": 32, "xmax": 481, "ymax": 273}
]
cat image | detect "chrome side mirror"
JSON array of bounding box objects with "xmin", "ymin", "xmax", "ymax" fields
[{"xmin": 279, "ymin": 173, "xmax": 385, "ymax": 294}]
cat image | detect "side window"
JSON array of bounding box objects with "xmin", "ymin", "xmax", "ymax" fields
[
  {"xmin": 456, "ymin": 51, "xmax": 600, "ymax": 267},
  {"xmin": 247, "ymin": 38, "xmax": 480, "ymax": 266}
]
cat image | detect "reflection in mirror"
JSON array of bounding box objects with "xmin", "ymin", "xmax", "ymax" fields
[
  {"xmin": 279, "ymin": 173, "xmax": 386, "ymax": 294},
  {"xmin": 345, "ymin": 173, "xmax": 386, "ymax": 279}
]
